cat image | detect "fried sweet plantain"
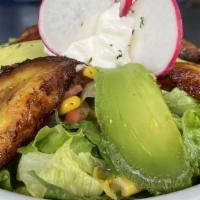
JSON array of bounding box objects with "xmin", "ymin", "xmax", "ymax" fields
[
  {"xmin": 0, "ymin": 56, "xmax": 78, "ymax": 167},
  {"xmin": 158, "ymin": 62, "xmax": 200, "ymax": 101},
  {"xmin": 13, "ymin": 25, "xmax": 40, "ymax": 44},
  {"xmin": 180, "ymin": 39, "xmax": 200, "ymax": 63}
]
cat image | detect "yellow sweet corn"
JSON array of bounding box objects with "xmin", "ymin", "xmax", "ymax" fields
[
  {"xmin": 83, "ymin": 66, "xmax": 98, "ymax": 79},
  {"xmin": 93, "ymin": 167, "xmax": 141, "ymax": 199},
  {"xmin": 59, "ymin": 96, "xmax": 81, "ymax": 115},
  {"xmin": 112, "ymin": 177, "xmax": 141, "ymax": 197},
  {"xmin": 102, "ymin": 180, "xmax": 117, "ymax": 200}
]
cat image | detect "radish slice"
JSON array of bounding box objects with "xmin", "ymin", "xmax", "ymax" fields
[
  {"xmin": 129, "ymin": 0, "xmax": 182, "ymax": 76},
  {"xmin": 114, "ymin": 0, "xmax": 135, "ymax": 16},
  {"xmin": 39, "ymin": 0, "xmax": 114, "ymax": 55},
  {"xmin": 39, "ymin": 0, "xmax": 182, "ymax": 76},
  {"xmin": 44, "ymin": 46, "xmax": 56, "ymax": 56},
  {"xmin": 120, "ymin": 0, "xmax": 135, "ymax": 17}
]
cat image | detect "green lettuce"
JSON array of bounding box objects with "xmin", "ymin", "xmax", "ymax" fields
[
  {"xmin": 55, "ymin": 116, "xmax": 117, "ymax": 172},
  {"xmin": 39, "ymin": 135, "xmax": 103, "ymax": 197},
  {"xmin": 163, "ymin": 88, "xmax": 200, "ymax": 174},
  {"xmin": 18, "ymin": 125, "xmax": 70, "ymax": 154},
  {"xmin": 29, "ymin": 171, "xmax": 110, "ymax": 200},
  {"xmin": 17, "ymin": 133, "xmax": 104, "ymax": 198},
  {"xmin": 182, "ymin": 106, "xmax": 200, "ymax": 175},
  {"xmin": 0, "ymin": 169, "xmax": 12, "ymax": 191},
  {"xmin": 163, "ymin": 88, "xmax": 198, "ymax": 116},
  {"xmin": 15, "ymin": 185, "xmax": 30, "ymax": 196},
  {"xmin": 17, "ymin": 152, "xmax": 53, "ymax": 197},
  {"xmin": 78, "ymin": 121, "xmax": 116, "ymax": 172},
  {"xmin": 54, "ymin": 111, "xmax": 116, "ymax": 170},
  {"xmin": 0, "ymin": 156, "xmax": 22, "ymax": 192},
  {"xmin": 0, "ymin": 168, "xmax": 30, "ymax": 194}
]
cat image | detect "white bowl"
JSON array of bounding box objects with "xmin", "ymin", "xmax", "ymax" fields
[{"xmin": 0, "ymin": 185, "xmax": 200, "ymax": 200}]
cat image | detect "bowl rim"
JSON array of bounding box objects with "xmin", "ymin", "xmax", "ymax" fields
[{"xmin": 0, "ymin": 184, "xmax": 200, "ymax": 200}]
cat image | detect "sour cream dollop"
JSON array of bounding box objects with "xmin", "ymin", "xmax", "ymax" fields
[{"xmin": 63, "ymin": 3, "xmax": 135, "ymax": 68}]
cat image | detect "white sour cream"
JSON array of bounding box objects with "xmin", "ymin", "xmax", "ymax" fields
[{"xmin": 63, "ymin": 3, "xmax": 136, "ymax": 68}]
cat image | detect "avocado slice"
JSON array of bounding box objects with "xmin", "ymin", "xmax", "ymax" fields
[
  {"xmin": 0, "ymin": 40, "xmax": 47, "ymax": 66},
  {"xmin": 95, "ymin": 64, "xmax": 192, "ymax": 194}
]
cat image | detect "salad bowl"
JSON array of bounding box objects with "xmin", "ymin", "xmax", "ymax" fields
[
  {"xmin": 0, "ymin": 185, "xmax": 200, "ymax": 200},
  {"xmin": 0, "ymin": 1, "xmax": 200, "ymax": 200}
]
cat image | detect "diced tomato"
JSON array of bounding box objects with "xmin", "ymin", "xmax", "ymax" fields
[{"xmin": 64, "ymin": 105, "xmax": 90, "ymax": 124}]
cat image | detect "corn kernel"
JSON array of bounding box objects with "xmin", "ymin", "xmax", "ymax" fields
[
  {"xmin": 83, "ymin": 66, "xmax": 98, "ymax": 79},
  {"xmin": 102, "ymin": 180, "xmax": 117, "ymax": 200},
  {"xmin": 112, "ymin": 177, "xmax": 141, "ymax": 197},
  {"xmin": 59, "ymin": 96, "xmax": 81, "ymax": 115}
]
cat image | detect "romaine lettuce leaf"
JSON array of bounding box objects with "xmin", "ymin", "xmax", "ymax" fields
[
  {"xmin": 39, "ymin": 135, "xmax": 103, "ymax": 197},
  {"xmin": 17, "ymin": 152, "xmax": 53, "ymax": 197},
  {"xmin": 182, "ymin": 105, "xmax": 200, "ymax": 175},
  {"xmin": 163, "ymin": 88, "xmax": 200, "ymax": 174},
  {"xmin": 70, "ymin": 133, "xmax": 94, "ymax": 154},
  {"xmin": 54, "ymin": 116, "xmax": 117, "ymax": 173},
  {"xmin": 0, "ymin": 169, "xmax": 12, "ymax": 191},
  {"xmin": 29, "ymin": 171, "xmax": 109, "ymax": 200},
  {"xmin": 15, "ymin": 185, "xmax": 30, "ymax": 196},
  {"xmin": 163, "ymin": 88, "xmax": 197, "ymax": 116},
  {"xmin": 0, "ymin": 156, "xmax": 22, "ymax": 192},
  {"xmin": 18, "ymin": 125, "xmax": 70, "ymax": 154},
  {"xmin": 17, "ymin": 134, "xmax": 103, "ymax": 198},
  {"xmin": 78, "ymin": 121, "xmax": 117, "ymax": 172}
]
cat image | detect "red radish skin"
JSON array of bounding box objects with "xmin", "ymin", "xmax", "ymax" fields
[
  {"xmin": 129, "ymin": 0, "xmax": 182, "ymax": 76},
  {"xmin": 158, "ymin": 0, "xmax": 183, "ymax": 77},
  {"xmin": 38, "ymin": 0, "xmax": 59, "ymax": 56},
  {"xmin": 38, "ymin": 0, "xmax": 133, "ymax": 55},
  {"xmin": 39, "ymin": 0, "xmax": 182, "ymax": 76},
  {"xmin": 38, "ymin": 0, "xmax": 115, "ymax": 56},
  {"xmin": 120, "ymin": 0, "xmax": 135, "ymax": 17},
  {"xmin": 44, "ymin": 46, "xmax": 57, "ymax": 56},
  {"xmin": 114, "ymin": 0, "xmax": 134, "ymax": 16}
]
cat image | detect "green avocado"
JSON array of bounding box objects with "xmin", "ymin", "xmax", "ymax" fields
[
  {"xmin": 95, "ymin": 64, "xmax": 192, "ymax": 194},
  {"xmin": 0, "ymin": 40, "xmax": 47, "ymax": 67}
]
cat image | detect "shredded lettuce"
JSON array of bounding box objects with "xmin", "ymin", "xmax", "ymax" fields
[
  {"xmin": 17, "ymin": 124, "xmax": 104, "ymax": 199},
  {"xmin": 17, "ymin": 152, "xmax": 53, "ymax": 197},
  {"xmin": 163, "ymin": 88, "xmax": 198, "ymax": 116},
  {"xmin": 0, "ymin": 157, "xmax": 22, "ymax": 192},
  {"xmin": 163, "ymin": 88, "xmax": 200, "ymax": 175},
  {"xmin": 29, "ymin": 171, "xmax": 110, "ymax": 200},
  {"xmin": 39, "ymin": 135, "xmax": 103, "ymax": 197},
  {"xmin": 78, "ymin": 121, "xmax": 117, "ymax": 172},
  {"xmin": 54, "ymin": 117, "xmax": 117, "ymax": 173},
  {"xmin": 15, "ymin": 185, "xmax": 30, "ymax": 196},
  {"xmin": 2, "ymin": 86, "xmax": 200, "ymax": 200},
  {"xmin": 18, "ymin": 125, "xmax": 70, "ymax": 154},
  {"xmin": 0, "ymin": 169, "xmax": 12, "ymax": 191},
  {"xmin": 182, "ymin": 106, "xmax": 200, "ymax": 175}
]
